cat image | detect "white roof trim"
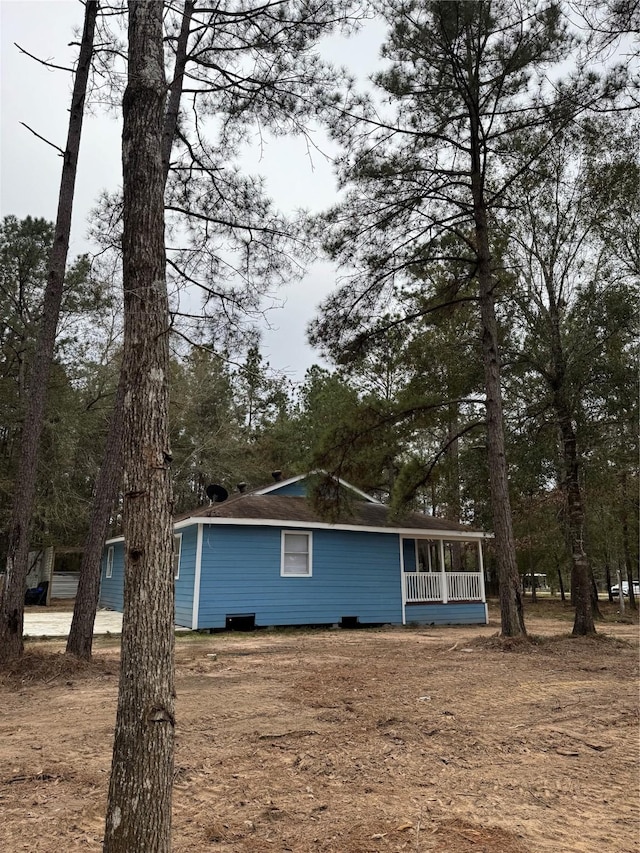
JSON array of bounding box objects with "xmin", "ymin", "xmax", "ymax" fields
[
  {"xmin": 176, "ymin": 516, "xmax": 490, "ymax": 540},
  {"xmin": 105, "ymin": 516, "xmax": 490, "ymax": 545},
  {"xmin": 253, "ymin": 472, "xmax": 307, "ymax": 494},
  {"xmin": 254, "ymin": 470, "xmax": 382, "ymax": 504}
]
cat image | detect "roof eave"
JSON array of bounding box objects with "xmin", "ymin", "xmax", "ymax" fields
[{"xmin": 173, "ymin": 515, "xmax": 490, "ymax": 540}]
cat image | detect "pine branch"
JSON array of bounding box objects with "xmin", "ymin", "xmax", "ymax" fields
[
  {"xmin": 19, "ymin": 122, "xmax": 64, "ymax": 156},
  {"xmin": 14, "ymin": 42, "xmax": 74, "ymax": 72}
]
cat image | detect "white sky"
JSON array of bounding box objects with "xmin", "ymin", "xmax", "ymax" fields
[{"xmin": 0, "ymin": 0, "xmax": 386, "ymax": 380}]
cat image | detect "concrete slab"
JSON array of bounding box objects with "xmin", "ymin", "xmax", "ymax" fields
[{"xmin": 23, "ymin": 609, "xmax": 123, "ymax": 638}]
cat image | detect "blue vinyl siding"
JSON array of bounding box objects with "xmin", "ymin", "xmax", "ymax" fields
[
  {"xmin": 266, "ymin": 478, "xmax": 370, "ymax": 500},
  {"xmin": 196, "ymin": 525, "xmax": 403, "ymax": 628},
  {"xmin": 99, "ymin": 541, "xmax": 125, "ymax": 611},
  {"xmin": 98, "ymin": 530, "xmax": 197, "ymax": 627},
  {"xmin": 405, "ymin": 602, "xmax": 487, "ymax": 626},
  {"xmin": 402, "ymin": 538, "xmax": 417, "ymax": 572},
  {"xmin": 98, "ymin": 520, "xmax": 487, "ymax": 631},
  {"xmin": 267, "ymin": 481, "xmax": 308, "ymax": 496},
  {"xmin": 175, "ymin": 525, "xmax": 198, "ymax": 628}
]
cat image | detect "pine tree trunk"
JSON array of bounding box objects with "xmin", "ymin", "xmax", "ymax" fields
[
  {"xmin": 0, "ymin": 1, "xmax": 98, "ymax": 664},
  {"xmin": 66, "ymin": 0, "xmax": 193, "ymax": 661},
  {"xmin": 541, "ymin": 265, "xmax": 594, "ymax": 633},
  {"xmin": 590, "ymin": 570, "xmax": 602, "ymax": 620},
  {"xmin": 556, "ymin": 408, "xmax": 595, "ymax": 635},
  {"xmin": 469, "ymin": 145, "xmax": 525, "ymax": 637},
  {"xmin": 530, "ymin": 565, "xmax": 537, "ymax": 603},
  {"xmin": 477, "ymin": 267, "xmax": 525, "ymax": 636},
  {"xmin": 557, "ymin": 562, "xmax": 566, "ymax": 601},
  {"xmin": 446, "ymin": 404, "xmax": 462, "ymax": 570},
  {"xmin": 162, "ymin": 0, "xmax": 194, "ymax": 176},
  {"xmin": 545, "ymin": 286, "xmax": 595, "ymax": 629},
  {"xmin": 102, "ymin": 4, "xmax": 175, "ymax": 852},
  {"xmin": 620, "ymin": 472, "xmax": 637, "ymax": 610},
  {"xmin": 66, "ymin": 376, "xmax": 125, "ymax": 659}
]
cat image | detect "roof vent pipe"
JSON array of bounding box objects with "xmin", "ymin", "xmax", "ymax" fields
[
  {"xmin": 271, "ymin": 470, "xmax": 282, "ymax": 482},
  {"xmin": 237, "ymin": 482, "xmax": 247, "ymax": 493}
]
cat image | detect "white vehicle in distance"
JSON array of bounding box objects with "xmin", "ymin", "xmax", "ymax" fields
[{"xmin": 610, "ymin": 581, "xmax": 640, "ymax": 597}]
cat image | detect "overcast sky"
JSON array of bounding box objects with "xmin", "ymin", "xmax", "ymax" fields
[{"xmin": 0, "ymin": 0, "xmax": 386, "ymax": 380}]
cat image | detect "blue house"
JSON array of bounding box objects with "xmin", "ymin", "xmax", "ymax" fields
[{"xmin": 99, "ymin": 473, "xmax": 489, "ymax": 629}]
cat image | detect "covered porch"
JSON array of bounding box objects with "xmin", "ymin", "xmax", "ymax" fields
[{"xmin": 400, "ymin": 535, "xmax": 487, "ymax": 624}]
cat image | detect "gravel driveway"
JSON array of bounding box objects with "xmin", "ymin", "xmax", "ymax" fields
[{"xmin": 23, "ymin": 608, "xmax": 123, "ymax": 638}]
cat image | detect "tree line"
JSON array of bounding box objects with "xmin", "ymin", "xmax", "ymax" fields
[{"xmin": 0, "ymin": 212, "xmax": 636, "ymax": 604}]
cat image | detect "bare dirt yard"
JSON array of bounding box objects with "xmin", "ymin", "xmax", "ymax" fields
[{"xmin": 0, "ymin": 601, "xmax": 638, "ymax": 853}]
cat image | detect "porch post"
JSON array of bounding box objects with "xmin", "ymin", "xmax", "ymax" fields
[
  {"xmin": 439, "ymin": 539, "xmax": 448, "ymax": 603},
  {"xmin": 478, "ymin": 539, "xmax": 488, "ymax": 625},
  {"xmin": 477, "ymin": 540, "xmax": 487, "ymax": 602},
  {"xmin": 399, "ymin": 535, "xmax": 406, "ymax": 625},
  {"xmin": 192, "ymin": 523, "xmax": 203, "ymax": 630}
]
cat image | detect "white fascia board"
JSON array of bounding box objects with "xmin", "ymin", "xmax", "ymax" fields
[
  {"xmin": 105, "ymin": 518, "xmax": 202, "ymax": 544},
  {"xmin": 173, "ymin": 518, "xmax": 203, "ymax": 531},
  {"xmin": 110, "ymin": 516, "xmax": 492, "ymax": 543},
  {"xmin": 333, "ymin": 476, "xmax": 382, "ymax": 504},
  {"xmin": 178, "ymin": 515, "xmax": 489, "ymax": 541},
  {"xmin": 254, "ymin": 469, "xmax": 382, "ymax": 504}
]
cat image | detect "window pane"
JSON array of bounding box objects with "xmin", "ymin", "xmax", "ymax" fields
[
  {"xmin": 284, "ymin": 533, "xmax": 308, "ymax": 554},
  {"xmin": 282, "ymin": 532, "xmax": 310, "ymax": 575},
  {"xmin": 284, "ymin": 553, "xmax": 308, "ymax": 572}
]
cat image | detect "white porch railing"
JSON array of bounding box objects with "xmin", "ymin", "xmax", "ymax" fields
[
  {"xmin": 404, "ymin": 571, "xmax": 442, "ymax": 602},
  {"xmin": 446, "ymin": 572, "xmax": 482, "ymax": 601},
  {"xmin": 404, "ymin": 572, "xmax": 483, "ymax": 603}
]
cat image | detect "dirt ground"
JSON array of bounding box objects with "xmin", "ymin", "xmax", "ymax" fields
[{"xmin": 0, "ymin": 601, "xmax": 638, "ymax": 853}]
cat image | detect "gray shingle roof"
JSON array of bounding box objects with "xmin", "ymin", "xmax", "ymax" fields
[{"xmin": 177, "ymin": 493, "xmax": 481, "ymax": 534}]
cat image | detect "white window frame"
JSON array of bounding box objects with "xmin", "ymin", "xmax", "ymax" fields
[
  {"xmin": 105, "ymin": 545, "xmax": 114, "ymax": 579},
  {"xmin": 281, "ymin": 530, "xmax": 312, "ymax": 577},
  {"xmin": 173, "ymin": 533, "xmax": 182, "ymax": 580}
]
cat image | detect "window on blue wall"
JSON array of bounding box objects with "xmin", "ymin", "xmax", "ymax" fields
[
  {"xmin": 173, "ymin": 533, "xmax": 182, "ymax": 580},
  {"xmin": 281, "ymin": 531, "xmax": 312, "ymax": 576},
  {"xmin": 106, "ymin": 546, "xmax": 114, "ymax": 579}
]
